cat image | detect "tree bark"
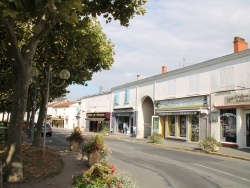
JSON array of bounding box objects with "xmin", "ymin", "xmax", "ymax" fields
[
  {"xmin": 4, "ymin": 65, "xmax": 31, "ymax": 182},
  {"xmin": 32, "ymin": 89, "xmax": 46, "ymax": 147}
]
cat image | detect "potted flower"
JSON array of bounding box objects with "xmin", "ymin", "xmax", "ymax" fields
[
  {"xmin": 66, "ymin": 127, "xmax": 84, "ymax": 151},
  {"xmin": 82, "ymin": 134, "xmax": 110, "ymax": 166},
  {"xmin": 199, "ymin": 136, "xmax": 222, "ymax": 153},
  {"xmin": 72, "ymin": 163, "xmax": 138, "ymax": 188}
]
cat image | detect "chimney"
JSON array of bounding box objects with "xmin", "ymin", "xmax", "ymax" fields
[
  {"xmin": 136, "ymin": 75, "xmax": 140, "ymax": 81},
  {"xmin": 234, "ymin": 36, "xmax": 248, "ymax": 53},
  {"xmin": 162, "ymin": 66, "xmax": 168, "ymax": 73}
]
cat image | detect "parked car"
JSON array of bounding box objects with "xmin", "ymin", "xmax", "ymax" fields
[
  {"xmin": 0, "ymin": 121, "xmax": 9, "ymax": 140},
  {"xmin": 41, "ymin": 124, "xmax": 52, "ymax": 137}
]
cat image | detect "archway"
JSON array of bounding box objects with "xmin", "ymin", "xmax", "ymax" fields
[{"xmin": 142, "ymin": 96, "xmax": 154, "ymax": 138}]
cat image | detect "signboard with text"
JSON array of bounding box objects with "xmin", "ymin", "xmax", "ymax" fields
[
  {"xmin": 225, "ymin": 90, "xmax": 250, "ymax": 104},
  {"xmin": 155, "ymin": 96, "xmax": 208, "ymax": 109}
]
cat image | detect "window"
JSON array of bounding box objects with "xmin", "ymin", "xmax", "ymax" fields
[
  {"xmin": 190, "ymin": 114, "xmax": 199, "ymax": 142},
  {"xmin": 168, "ymin": 115, "xmax": 175, "ymax": 136},
  {"xmin": 114, "ymin": 91, "xmax": 120, "ymax": 104},
  {"xmin": 220, "ymin": 109, "xmax": 236, "ymax": 143},
  {"xmin": 125, "ymin": 89, "xmax": 130, "ymax": 103},
  {"xmin": 189, "ymin": 74, "xmax": 199, "ymax": 93},
  {"xmin": 167, "ymin": 80, "xmax": 176, "ymax": 96},
  {"xmin": 220, "ymin": 67, "xmax": 234, "ymax": 88},
  {"xmin": 179, "ymin": 115, "xmax": 187, "ymax": 138}
]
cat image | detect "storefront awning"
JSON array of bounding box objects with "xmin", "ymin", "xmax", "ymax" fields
[
  {"xmin": 52, "ymin": 118, "xmax": 63, "ymax": 121},
  {"xmin": 156, "ymin": 109, "xmax": 208, "ymax": 115},
  {"xmin": 85, "ymin": 118, "xmax": 107, "ymax": 121}
]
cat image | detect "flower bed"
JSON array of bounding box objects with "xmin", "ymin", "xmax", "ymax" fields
[{"xmin": 72, "ymin": 163, "xmax": 138, "ymax": 188}]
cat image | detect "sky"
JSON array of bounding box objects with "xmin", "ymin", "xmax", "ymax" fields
[{"xmin": 66, "ymin": 0, "xmax": 250, "ymax": 101}]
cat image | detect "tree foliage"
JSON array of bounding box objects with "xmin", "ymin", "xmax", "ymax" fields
[{"xmin": 0, "ymin": 0, "xmax": 147, "ymax": 182}]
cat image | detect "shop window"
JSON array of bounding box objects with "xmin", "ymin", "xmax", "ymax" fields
[
  {"xmin": 220, "ymin": 109, "xmax": 236, "ymax": 143},
  {"xmin": 114, "ymin": 91, "xmax": 120, "ymax": 105},
  {"xmin": 168, "ymin": 115, "xmax": 175, "ymax": 136},
  {"xmin": 179, "ymin": 115, "xmax": 187, "ymax": 137},
  {"xmin": 190, "ymin": 114, "xmax": 199, "ymax": 142},
  {"xmin": 220, "ymin": 67, "xmax": 234, "ymax": 88},
  {"xmin": 167, "ymin": 80, "xmax": 176, "ymax": 96},
  {"xmin": 188, "ymin": 74, "xmax": 199, "ymax": 93},
  {"xmin": 125, "ymin": 89, "xmax": 130, "ymax": 103}
]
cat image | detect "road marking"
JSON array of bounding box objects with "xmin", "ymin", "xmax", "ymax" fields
[
  {"xmin": 193, "ymin": 163, "xmax": 250, "ymax": 183},
  {"xmin": 113, "ymin": 143, "xmax": 134, "ymax": 150}
]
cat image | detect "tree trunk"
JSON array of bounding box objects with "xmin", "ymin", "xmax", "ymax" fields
[
  {"xmin": 4, "ymin": 66, "xmax": 31, "ymax": 182},
  {"xmin": 32, "ymin": 90, "xmax": 46, "ymax": 147}
]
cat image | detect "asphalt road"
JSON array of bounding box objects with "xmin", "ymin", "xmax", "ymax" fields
[
  {"xmin": 106, "ymin": 138, "xmax": 250, "ymax": 188},
  {"xmin": 43, "ymin": 129, "xmax": 250, "ymax": 188}
]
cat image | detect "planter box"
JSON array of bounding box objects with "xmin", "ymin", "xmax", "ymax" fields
[
  {"xmin": 70, "ymin": 141, "xmax": 79, "ymax": 152},
  {"xmin": 88, "ymin": 152, "xmax": 101, "ymax": 167}
]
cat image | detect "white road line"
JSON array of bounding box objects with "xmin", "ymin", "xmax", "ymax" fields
[
  {"xmin": 113, "ymin": 143, "xmax": 134, "ymax": 150},
  {"xmin": 193, "ymin": 163, "xmax": 250, "ymax": 183}
]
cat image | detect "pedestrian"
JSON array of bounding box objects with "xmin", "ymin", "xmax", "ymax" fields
[
  {"xmin": 123, "ymin": 122, "xmax": 127, "ymax": 133},
  {"xmin": 132, "ymin": 125, "xmax": 136, "ymax": 138}
]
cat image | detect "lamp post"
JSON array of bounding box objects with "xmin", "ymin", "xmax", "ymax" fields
[
  {"xmin": 32, "ymin": 65, "xmax": 70, "ymax": 156},
  {"xmin": 43, "ymin": 65, "xmax": 70, "ymax": 155}
]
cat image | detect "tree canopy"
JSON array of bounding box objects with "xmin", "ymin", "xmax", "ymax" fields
[{"xmin": 0, "ymin": 0, "xmax": 147, "ymax": 182}]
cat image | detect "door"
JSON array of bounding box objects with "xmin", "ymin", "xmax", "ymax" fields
[
  {"xmin": 151, "ymin": 116, "xmax": 159, "ymax": 134},
  {"xmin": 246, "ymin": 114, "xmax": 250, "ymax": 147}
]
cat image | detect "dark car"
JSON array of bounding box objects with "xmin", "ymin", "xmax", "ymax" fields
[{"xmin": 41, "ymin": 124, "xmax": 52, "ymax": 137}]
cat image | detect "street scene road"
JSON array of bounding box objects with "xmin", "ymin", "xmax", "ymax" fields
[
  {"xmin": 106, "ymin": 139, "xmax": 250, "ymax": 188},
  {"xmin": 47, "ymin": 129, "xmax": 250, "ymax": 188}
]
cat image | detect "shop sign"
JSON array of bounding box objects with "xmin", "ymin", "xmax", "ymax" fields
[
  {"xmin": 225, "ymin": 91, "xmax": 250, "ymax": 104},
  {"xmin": 211, "ymin": 111, "xmax": 219, "ymax": 123},
  {"xmin": 112, "ymin": 112, "xmax": 133, "ymax": 117},
  {"xmin": 86, "ymin": 113, "xmax": 106, "ymax": 118},
  {"xmin": 155, "ymin": 96, "xmax": 208, "ymax": 109},
  {"xmin": 157, "ymin": 111, "xmax": 198, "ymax": 115}
]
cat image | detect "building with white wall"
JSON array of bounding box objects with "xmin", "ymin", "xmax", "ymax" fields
[
  {"xmin": 47, "ymin": 99, "xmax": 77, "ymax": 129},
  {"xmin": 79, "ymin": 91, "xmax": 111, "ymax": 132},
  {"xmin": 110, "ymin": 37, "xmax": 250, "ymax": 148}
]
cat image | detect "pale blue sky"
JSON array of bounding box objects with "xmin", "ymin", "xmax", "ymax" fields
[{"xmin": 66, "ymin": 0, "xmax": 250, "ymax": 101}]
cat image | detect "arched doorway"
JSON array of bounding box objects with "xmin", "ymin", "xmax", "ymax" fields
[{"xmin": 142, "ymin": 96, "xmax": 154, "ymax": 138}]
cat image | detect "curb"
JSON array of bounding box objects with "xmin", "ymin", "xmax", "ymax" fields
[{"xmin": 105, "ymin": 135, "xmax": 250, "ymax": 161}]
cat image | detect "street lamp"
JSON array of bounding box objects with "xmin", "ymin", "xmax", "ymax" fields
[
  {"xmin": 43, "ymin": 65, "xmax": 70, "ymax": 155},
  {"xmin": 32, "ymin": 65, "xmax": 70, "ymax": 156}
]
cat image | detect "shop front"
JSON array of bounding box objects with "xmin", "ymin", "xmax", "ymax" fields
[
  {"xmin": 155, "ymin": 96, "xmax": 209, "ymax": 142},
  {"xmin": 112, "ymin": 108, "xmax": 135, "ymax": 135},
  {"xmin": 212, "ymin": 89, "xmax": 250, "ymax": 148},
  {"xmin": 86, "ymin": 112, "xmax": 110, "ymax": 132}
]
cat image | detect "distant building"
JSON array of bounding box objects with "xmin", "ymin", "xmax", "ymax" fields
[
  {"xmin": 47, "ymin": 99, "xmax": 78, "ymax": 129},
  {"xmin": 78, "ymin": 37, "xmax": 250, "ymax": 148}
]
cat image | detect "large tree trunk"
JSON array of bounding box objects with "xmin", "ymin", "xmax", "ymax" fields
[
  {"xmin": 32, "ymin": 89, "xmax": 46, "ymax": 147},
  {"xmin": 4, "ymin": 66, "xmax": 31, "ymax": 182}
]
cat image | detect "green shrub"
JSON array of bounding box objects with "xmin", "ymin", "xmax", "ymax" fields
[
  {"xmin": 100, "ymin": 122, "xmax": 110, "ymax": 135},
  {"xmin": 148, "ymin": 132, "xmax": 163, "ymax": 144},
  {"xmin": 199, "ymin": 136, "xmax": 222, "ymax": 153}
]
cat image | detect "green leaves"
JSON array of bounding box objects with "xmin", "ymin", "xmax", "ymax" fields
[{"xmin": 2, "ymin": 9, "xmax": 19, "ymax": 18}]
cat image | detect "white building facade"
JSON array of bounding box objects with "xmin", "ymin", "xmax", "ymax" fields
[
  {"xmin": 79, "ymin": 91, "xmax": 111, "ymax": 132},
  {"xmin": 110, "ymin": 37, "xmax": 250, "ymax": 148},
  {"xmin": 47, "ymin": 100, "xmax": 78, "ymax": 129}
]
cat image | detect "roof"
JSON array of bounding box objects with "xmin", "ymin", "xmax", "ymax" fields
[
  {"xmin": 52, "ymin": 102, "xmax": 77, "ymax": 107},
  {"xmin": 78, "ymin": 90, "xmax": 111, "ymax": 100}
]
